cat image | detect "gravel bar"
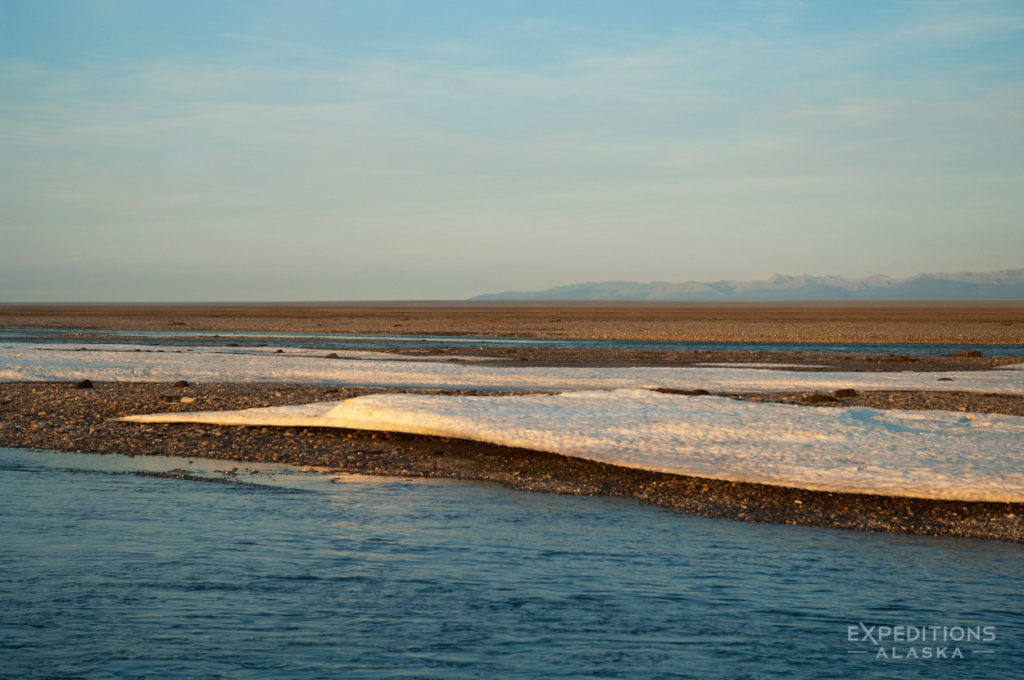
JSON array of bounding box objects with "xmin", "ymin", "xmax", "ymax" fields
[{"xmin": 3, "ymin": 380, "xmax": 1022, "ymax": 543}]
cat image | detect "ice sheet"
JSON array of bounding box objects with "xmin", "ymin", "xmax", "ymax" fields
[
  {"xmin": 122, "ymin": 389, "xmax": 1024, "ymax": 502},
  {"xmin": 2, "ymin": 343, "xmax": 1023, "ymax": 394}
]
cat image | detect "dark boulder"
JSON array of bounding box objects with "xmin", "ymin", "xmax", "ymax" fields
[{"xmin": 801, "ymin": 392, "xmax": 837, "ymax": 404}]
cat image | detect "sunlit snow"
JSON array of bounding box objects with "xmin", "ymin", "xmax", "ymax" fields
[
  {"xmin": 122, "ymin": 389, "xmax": 1024, "ymax": 502},
  {"xmin": 2, "ymin": 342, "xmax": 1023, "ymax": 394}
]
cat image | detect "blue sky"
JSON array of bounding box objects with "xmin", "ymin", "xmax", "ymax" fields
[{"xmin": 2, "ymin": 0, "xmax": 1022, "ymax": 301}]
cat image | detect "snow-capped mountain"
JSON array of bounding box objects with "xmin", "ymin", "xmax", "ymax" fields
[{"xmin": 472, "ymin": 269, "xmax": 1024, "ymax": 301}]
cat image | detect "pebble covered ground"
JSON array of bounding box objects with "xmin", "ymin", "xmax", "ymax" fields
[
  {"xmin": 3, "ymin": 377, "xmax": 1022, "ymax": 542},
  {"xmin": 400, "ymin": 345, "xmax": 1024, "ymax": 372}
]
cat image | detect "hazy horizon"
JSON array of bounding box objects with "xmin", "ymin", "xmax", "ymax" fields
[
  {"xmin": 1, "ymin": 266, "xmax": 1023, "ymax": 305},
  {"xmin": 3, "ymin": 1, "xmax": 1023, "ymax": 302}
]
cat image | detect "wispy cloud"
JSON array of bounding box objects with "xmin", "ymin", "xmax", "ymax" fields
[{"xmin": 2, "ymin": 0, "xmax": 1023, "ymax": 299}]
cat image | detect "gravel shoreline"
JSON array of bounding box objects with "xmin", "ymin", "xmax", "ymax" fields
[
  {"xmin": 359, "ymin": 346, "xmax": 1024, "ymax": 371},
  {"xmin": 3, "ymin": 380, "xmax": 1022, "ymax": 542}
]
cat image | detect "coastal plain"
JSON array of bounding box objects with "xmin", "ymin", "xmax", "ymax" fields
[
  {"xmin": 2, "ymin": 302, "xmax": 1023, "ymax": 541},
  {"xmin": 2, "ymin": 301, "xmax": 1023, "ymax": 343}
]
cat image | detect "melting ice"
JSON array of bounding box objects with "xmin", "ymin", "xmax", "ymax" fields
[
  {"xmin": 2, "ymin": 342, "xmax": 1024, "ymax": 394},
  {"xmin": 123, "ymin": 389, "xmax": 1024, "ymax": 502}
]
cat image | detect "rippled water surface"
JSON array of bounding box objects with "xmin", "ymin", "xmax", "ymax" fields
[{"xmin": 2, "ymin": 447, "xmax": 1022, "ymax": 679}]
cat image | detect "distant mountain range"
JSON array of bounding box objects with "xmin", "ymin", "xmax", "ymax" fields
[{"xmin": 472, "ymin": 268, "xmax": 1024, "ymax": 301}]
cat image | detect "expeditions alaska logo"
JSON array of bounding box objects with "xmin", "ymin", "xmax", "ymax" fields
[{"xmin": 847, "ymin": 623, "xmax": 996, "ymax": 660}]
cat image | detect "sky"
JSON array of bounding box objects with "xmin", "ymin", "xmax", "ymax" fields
[{"xmin": 2, "ymin": 0, "xmax": 1023, "ymax": 301}]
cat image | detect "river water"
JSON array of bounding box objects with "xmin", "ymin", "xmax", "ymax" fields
[
  {"xmin": 2, "ymin": 447, "xmax": 1021, "ymax": 679},
  {"xmin": 4, "ymin": 328, "xmax": 1024, "ymax": 356}
]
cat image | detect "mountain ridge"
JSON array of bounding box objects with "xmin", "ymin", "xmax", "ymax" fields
[{"xmin": 471, "ymin": 269, "xmax": 1024, "ymax": 301}]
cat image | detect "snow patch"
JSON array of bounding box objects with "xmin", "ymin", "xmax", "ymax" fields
[
  {"xmin": 2, "ymin": 343, "xmax": 1023, "ymax": 394},
  {"xmin": 122, "ymin": 389, "xmax": 1024, "ymax": 502}
]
